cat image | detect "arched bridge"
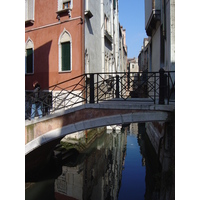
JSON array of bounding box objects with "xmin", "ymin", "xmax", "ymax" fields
[
  {"xmin": 25, "ymin": 71, "xmax": 175, "ymax": 172},
  {"xmin": 25, "ymin": 99, "xmax": 174, "ymax": 155}
]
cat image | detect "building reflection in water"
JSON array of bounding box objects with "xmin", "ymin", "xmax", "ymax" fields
[
  {"xmin": 25, "ymin": 123, "xmax": 174, "ymax": 200},
  {"xmin": 54, "ymin": 130, "xmax": 127, "ymax": 200},
  {"xmin": 137, "ymin": 123, "xmax": 174, "ymax": 200}
]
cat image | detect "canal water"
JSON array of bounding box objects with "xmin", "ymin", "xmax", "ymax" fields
[{"xmin": 25, "ymin": 123, "xmax": 164, "ymax": 200}]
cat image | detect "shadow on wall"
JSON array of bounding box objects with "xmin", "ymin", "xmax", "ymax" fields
[
  {"xmin": 25, "ymin": 40, "xmax": 52, "ymax": 90},
  {"xmin": 86, "ymin": 18, "xmax": 94, "ymax": 35}
]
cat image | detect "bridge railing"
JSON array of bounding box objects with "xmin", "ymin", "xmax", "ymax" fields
[
  {"xmin": 25, "ymin": 74, "xmax": 87, "ymax": 119},
  {"xmin": 25, "ymin": 71, "xmax": 175, "ymax": 119},
  {"xmin": 88, "ymin": 71, "xmax": 174, "ymax": 104}
]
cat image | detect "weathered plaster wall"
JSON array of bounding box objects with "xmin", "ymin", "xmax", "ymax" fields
[{"xmin": 85, "ymin": 0, "xmax": 102, "ymax": 73}]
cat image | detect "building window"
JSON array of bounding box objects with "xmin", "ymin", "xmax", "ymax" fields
[
  {"xmin": 57, "ymin": 0, "xmax": 73, "ymax": 17},
  {"xmin": 59, "ymin": 30, "xmax": 72, "ymax": 72},
  {"xmin": 61, "ymin": 42, "xmax": 71, "ymax": 71},
  {"xmin": 25, "ymin": 0, "xmax": 35, "ymax": 23},
  {"xmin": 25, "ymin": 38, "xmax": 34, "ymax": 74},
  {"xmin": 104, "ymin": 15, "xmax": 107, "ymax": 31},
  {"xmin": 113, "ymin": 0, "xmax": 116, "ymax": 10},
  {"xmin": 63, "ymin": 0, "xmax": 71, "ymax": 9},
  {"xmin": 57, "ymin": 0, "xmax": 73, "ymax": 11},
  {"xmin": 26, "ymin": 48, "xmax": 33, "ymax": 73},
  {"xmin": 104, "ymin": 15, "xmax": 110, "ymax": 33}
]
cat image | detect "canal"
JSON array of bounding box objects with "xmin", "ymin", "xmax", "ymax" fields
[{"xmin": 25, "ymin": 123, "xmax": 174, "ymax": 200}]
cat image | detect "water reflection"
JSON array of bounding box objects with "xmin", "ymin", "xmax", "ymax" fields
[
  {"xmin": 54, "ymin": 130, "xmax": 127, "ymax": 200},
  {"xmin": 25, "ymin": 123, "xmax": 175, "ymax": 200},
  {"xmin": 118, "ymin": 124, "xmax": 146, "ymax": 200}
]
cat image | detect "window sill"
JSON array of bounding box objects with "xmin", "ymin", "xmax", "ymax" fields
[
  {"xmin": 59, "ymin": 70, "xmax": 72, "ymax": 73},
  {"xmin": 56, "ymin": 8, "xmax": 72, "ymax": 15}
]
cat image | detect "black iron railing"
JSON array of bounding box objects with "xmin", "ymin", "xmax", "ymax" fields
[{"xmin": 25, "ymin": 71, "xmax": 175, "ymax": 119}]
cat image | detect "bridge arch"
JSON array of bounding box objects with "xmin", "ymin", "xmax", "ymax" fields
[{"xmin": 25, "ymin": 102, "xmax": 173, "ymax": 155}]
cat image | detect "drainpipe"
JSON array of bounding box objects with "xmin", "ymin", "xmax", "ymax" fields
[
  {"xmin": 81, "ymin": 0, "xmax": 87, "ymax": 106},
  {"xmin": 81, "ymin": 0, "xmax": 85, "ymax": 76},
  {"xmin": 101, "ymin": 0, "xmax": 105, "ymax": 75}
]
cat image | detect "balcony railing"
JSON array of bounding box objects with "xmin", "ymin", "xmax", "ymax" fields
[{"xmin": 145, "ymin": 0, "xmax": 161, "ymax": 36}]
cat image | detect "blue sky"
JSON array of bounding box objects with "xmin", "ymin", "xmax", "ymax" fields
[{"xmin": 119, "ymin": 0, "xmax": 147, "ymax": 58}]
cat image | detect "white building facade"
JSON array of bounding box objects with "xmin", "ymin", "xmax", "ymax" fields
[
  {"xmin": 84, "ymin": 0, "xmax": 102, "ymax": 73},
  {"xmin": 119, "ymin": 26, "xmax": 128, "ymax": 72},
  {"xmin": 128, "ymin": 58, "xmax": 139, "ymax": 73},
  {"xmin": 145, "ymin": 0, "xmax": 175, "ymax": 72},
  {"xmin": 84, "ymin": 0, "xmax": 127, "ymax": 75}
]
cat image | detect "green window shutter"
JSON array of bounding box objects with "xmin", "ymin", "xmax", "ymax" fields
[
  {"xmin": 26, "ymin": 48, "xmax": 33, "ymax": 73},
  {"xmin": 62, "ymin": 42, "xmax": 71, "ymax": 71},
  {"xmin": 113, "ymin": 0, "xmax": 116, "ymax": 10}
]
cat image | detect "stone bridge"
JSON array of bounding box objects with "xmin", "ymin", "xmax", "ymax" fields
[
  {"xmin": 25, "ymin": 71, "xmax": 175, "ymax": 174},
  {"xmin": 25, "ymin": 99, "xmax": 174, "ymax": 155}
]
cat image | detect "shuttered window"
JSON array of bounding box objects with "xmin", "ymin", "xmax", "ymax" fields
[
  {"xmin": 61, "ymin": 42, "xmax": 71, "ymax": 71},
  {"xmin": 26, "ymin": 48, "xmax": 33, "ymax": 73},
  {"xmin": 59, "ymin": 30, "xmax": 71, "ymax": 72},
  {"xmin": 113, "ymin": 0, "xmax": 116, "ymax": 10}
]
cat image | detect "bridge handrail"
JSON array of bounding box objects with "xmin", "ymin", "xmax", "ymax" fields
[{"xmin": 25, "ymin": 71, "xmax": 175, "ymax": 119}]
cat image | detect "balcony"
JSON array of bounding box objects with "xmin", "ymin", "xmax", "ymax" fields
[
  {"xmin": 145, "ymin": 0, "xmax": 161, "ymax": 36},
  {"xmin": 104, "ymin": 30, "xmax": 113, "ymax": 43}
]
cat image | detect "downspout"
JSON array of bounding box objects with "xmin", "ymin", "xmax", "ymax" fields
[
  {"xmin": 81, "ymin": 0, "xmax": 85, "ymax": 76},
  {"xmin": 82, "ymin": 0, "xmax": 87, "ymax": 139},
  {"xmin": 101, "ymin": 0, "xmax": 105, "ymax": 75},
  {"xmin": 81, "ymin": 0, "xmax": 86, "ymax": 103}
]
